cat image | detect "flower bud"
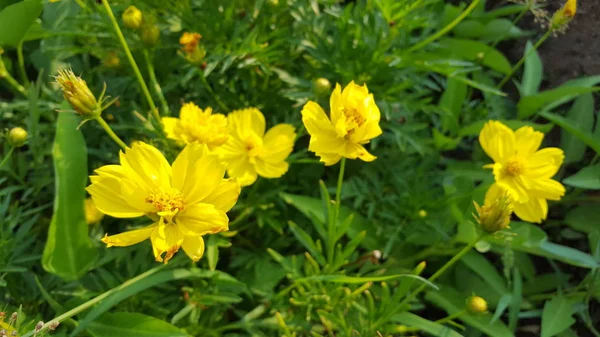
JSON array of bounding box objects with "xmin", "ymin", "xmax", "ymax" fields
[
  {"xmin": 8, "ymin": 127, "xmax": 27, "ymax": 148},
  {"xmin": 55, "ymin": 69, "xmax": 101, "ymax": 119},
  {"xmin": 314, "ymin": 77, "xmax": 331, "ymax": 96},
  {"xmin": 140, "ymin": 23, "xmax": 160, "ymax": 47},
  {"xmin": 551, "ymin": 0, "xmax": 576, "ymax": 32},
  {"xmin": 473, "ymin": 193, "xmax": 512, "ymax": 233},
  {"xmin": 467, "ymin": 296, "xmax": 488, "ymax": 314},
  {"xmin": 122, "ymin": 5, "xmax": 143, "ymax": 30},
  {"xmin": 179, "ymin": 32, "xmax": 205, "ymax": 65},
  {"xmin": 103, "ymin": 51, "xmax": 120, "ymax": 69},
  {"xmin": 418, "ymin": 209, "xmax": 427, "ymax": 218},
  {"xmin": 85, "ymin": 198, "xmax": 104, "ymax": 225}
]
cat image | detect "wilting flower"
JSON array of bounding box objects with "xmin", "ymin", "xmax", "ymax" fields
[
  {"xmin": 85, "ymin": 198, "xmax": 104, "ymax": 225},
  {"xmin": 122, "ymin": 5, "xmax": 143, "ymax": 30},
  {"xmin": 217, "ymin": 108, "xmax": 296, "ymax": 186},
  {"xmin": 301, "ymin": 81, "xmax": 382, "ymax": 165},
  {"xmin": 479, "ymin": 121, "xmax": 565, "ymax": 223},
  {"xmin": 87, "ymin": 142, "xmax": 241, "ymax": 263},
  {"xmin": 179, "ymin": 32, "xmax": 206, "ymax": 65},
  {"xmin": 474, "ymin": 188, "xmax": 513, "ymax": 233},
  {"xmin": 162, "ymin": 102, "xmax": 228, "ymax": 149}
]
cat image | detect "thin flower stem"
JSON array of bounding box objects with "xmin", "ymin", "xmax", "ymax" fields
[
  {"xmin": 328, "ymin": 158, "xmax": 346, "ymax": 266},
  {"xmin": 16, "ymin": 41, "xmax": 28, "ymax": 87},
  {"xmin": 435, "ymin": 309, "xmax": 467, "ymax": 324},
  {"xmin": 497, "ymin": 30, "xmax": 552, "ymax": 89},
  {"xmin": 95, "ymin": 116, "xmax": 128, "ymax": 150},
  {"xmin": 100, "ymin": 0, "xmax": 160, "ymax": 122},
  {"xmin": 197, "ymin": 68, "xmax": 229, "ymax": 112},
  {"xmin": 406, "ymin": 0, "xmax": 481, "ymax": 53},
  {"xmin": 142, "ymin": 49, "xmax": 170, "ymax": 116},
  {"xmin": 398, "ymin": 235, "xmax": 483, "ymax": 308},
  {"xmin": 21, "ymin": 266, "xmax": 165, "ymax": 337},
  {"xmin": 0, "ymin": 147, "xmax": 15, "ymax": 170},
  {"xmin": 2, "ymin": 72, "xmax": 27, "ymax": 97}
]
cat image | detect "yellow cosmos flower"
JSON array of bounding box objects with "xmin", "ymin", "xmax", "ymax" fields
[
  {"xmin": 162, "ymin": 102, "xmax": 229, "ymax": 149},
  {"xmin": 301, "ymin": 81, "xmax": 382, "ymax": 166},
  {"xmin": 479, "ymin": 121, "xmax": 566, "ymax": 223},
  {"xmin": 217, "ymin": 108, "xmax": 296, "ymax": 186},
  {"xmin": 87, "ymin": 142, "xmax": 241, "ymax": 263}
]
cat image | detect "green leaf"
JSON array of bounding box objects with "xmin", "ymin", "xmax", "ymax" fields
[
  {"xmin": 87, "ymin": 312, "xmax": 188, "ymax": 337},
  {"xmin": 296, "ymin": 274, "xmax": 438, "ymax": 289},
  {"xmin": 280, "ymin": 193, "xmax": 380, "ymax": 250},
  {"xmin": 461, "ymin": 251, "xmax": 508, "ymax": 295},
  {"xmin": 541, "ymin": 296, "xmax": 577, "ymax": 337},
  {"xmin": 288, "ymin": 221, "xmax": 325, "ymax": 265},
  {"xmin": 425, "ymin": 286, "xmax": 513, "ymax": 337},
  {"xmin": 206, "ymin": 235, "xmax": 219, "ymax": 271},
  {"xmin": 439, "ymin": 77, "xmax": 467, "ymax": 134},
  {"xmin": 42, "ymin": 112, "xmax": 97, "ymax": 281},
  {"xmin": 540, "ymin": 111, "xmax": 600, "ymax": 157},
  {"xmin": 560, "ymin": 93, "xmax": 595, "ymax": 164},
  {"xmin": 392, "ymin": 312, "xmax": 464, "ymax": 337},
  {"xmin": 0, "ymin": 0, "xmax": 43, "ymax": 47},
  {"xmin": 459, "ymin": 119, "xmax": 553, "ymax": 137},
  {"xmin": 71, "ymin": 268, "xmax": 241, "ymax": 336},
  {"xmin": 438, "ymin": 38, "xmax": 512, "ymax": 74},
  {"xmin": 433, "ymin": 129, "xmax": 461, "ymax": 151},
  {"xmin": 563, "ymin": 165, "xmax": 600, "ymax": 190},
  {"xmin": 520, "ymin": 40, "xmax": 543, "ymax": 96},
  {"xmin": 565, "ymin": 205, "xmax": 600, "ymax": 233}
]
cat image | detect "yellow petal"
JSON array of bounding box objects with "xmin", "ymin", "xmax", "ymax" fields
[
  {"xmin": 350, "ymin": 115, "xmax": 382, "ymax": 143},
  {"xmin": 226, "ymin": 157, "xmax": 258, "ymax": 186},
  {"xmin": 179, "ymin": 102, "xmax": 204, "ymax": 121},
  {"xmin": 120, "ymin": 142, "xmax": 172, "ymax": 192},
  {"xmin": 301, "ymin": 101, "xmax": 335, "ymax": 137},
  {"xmin": 171, "ymin": 142, "xmax": 210, "ymax": 193},
  {"xmin": 182, "ymin": 235, "xmax": 205, "ymax": 262},
  {"xmin": 479, "ymin": 121, "xmax": 516, "ymax": 163},
  {"xmin": 528, "ymin": 178, "xmax": 566, "ymax": 201},
  {"xmin": 315, "ymin": 151, "xmax": 343, "ymax": 166},
  {"xmin": 120, "ymin": 178, "xmax": 155, "ymax": 213},
  {"xmin": 162, "ymin": 117, "xmax": 183, "ymax": 143},
  {"xmin": 329, "ymin": 83, "xmax": 345, "ymax": 137},
  {"xmin": 514, "ymin": 126, "xmax": 544, "ymax": 155},
  {"xmin": 87, "ymin": 172, "xmax": 146, "ymax": 218},
  {"xmin": 512, "ymin": 198, "xmax": 548, "ymax": 223},
  {"xmin": 228, "ymin": 108, "xmax": 266, "ymax": 138},
  {"xmin": 150, "ymin": 222, "xmax": 184, "ymax": 263},
  {"xmin": 255, "ymin": 159, "xmax": 289, "ymax": 178},
  {"xmin": 183, "ymin": 153, "xmax": 226, "ymax": 204},
  {"xmin": 261, "ymin": 124, "xmax": 296, "ymax": 162},
  {"xmin": 308, "ymin": 134, "xmax": 345, "ymax": 155},
  {"xmin": 495, "ymin": 174, "xmax": 530, "ymax": 203},
  {"xmin": 178, "ymin": 203, "xmax": 229, "ymax": 236},
  {"xmin": 346, "ymin": 142, "xmax": 377, "ymax": 162},
  {"xmin": 102, "ymin": 224, "xmax": 157, "ymax": 247},
  {"xmin": 525, "ymin": 148, "xmax": 564, "ymax": 178},
  {"xmin": 202, "ymin": 178, "xmax": 242, "ymax": 212}
]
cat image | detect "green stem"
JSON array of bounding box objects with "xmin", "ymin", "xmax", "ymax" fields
[
  {"xmin": 197, "ymin": 68, "xmax": 229, "ymax": 112},
  {"xmin": 16, "ymin": 41, "xmax": 28, "ymax": 87},
  {"xmin": 435, "ymin": 309, "xmax": 467, "ymax": 324},
  {"xmin": 398, "ymin": 235, "xmax": 483, "ymax": 308},
  {"xmin": 2, "ymin": 72, "xmax": 27, "ymax": 97},
  {"xmin": 143, "ymin": 49, "xmax": 170, "ymax": 116},
  {"xmin": 100, "ymin": 0, "xmax": 160, "ymax": 122},
  {"xmin": 95, "ymin": 116, "xmax": 128, "ymax": 150},
  {"xmin": 328, "ymin": 158, "xmax": 346, "ymax": 265},
  {"xmin": 406, "ymin": 0, "xmax": 481, "ymax": 53},
  {"xmin": 0, "ymin": 147, "xmax": 15, "ymax": 170},
  {"xmin": 21, "ymin": 266, "xmax": 165, "ymax": 337},
  {"xmin": 497, "ymin": 30, "xmax": 552, "ymax": 89}
]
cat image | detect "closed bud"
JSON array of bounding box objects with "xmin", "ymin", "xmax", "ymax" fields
[
  {"xmin": 55, "ymin": 69, "xmax": 101, "ymax": 119},
  {"xmin": 103, "ymin": 51, "xmax": 120, "ymax": 69},
  {"xmin": 467, "ymin": 296, "xmax": 488, "ymax": 314},
  {"xmin": 551, "ymin": 0, "xmax": 576, "ymax": 32},
  {"xmin": 314, "ymin": 77, "xmax": 331, "ymax": 96},
  {"xmin": 140, "ymin": 24, "xmax": 160, "ymax": 47},
  {"xmin": 473, "ymin": 193, "xmax": 512, "ymax": 233},
  {"xmin": 8, "ymin": 127, "xmax": 27, "ymax": 147},
  {"xmin": 122, "ymin": 5, "xmax": 143, "ymax": 30},
  {"xmin": 418, "ymin": 209, "xmax": 427, "ymax": 218}
]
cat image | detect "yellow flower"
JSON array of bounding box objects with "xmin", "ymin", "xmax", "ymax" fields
[
  {"xmin": 87, "ymin": 142, "xmax": 241, "ymax": 263},
  {"xmin": 162, "ymin": 102, "xmax": 229, "ymax": 149},
  {"xmin": 479, "ymin": 121, "xmax": 565, "ymax": 223},
  {"xmin": 474, "ymin": 188, "xmax": 512, "ymax": 233},
  {"xmin": 217, "ymin": 108, "xmax": 296, "ymax": 186},
  {"xmin": 179, "ymin": 32, "xmax": 202, "ymax": 54},
  {"xmin": 85, "ymin": 197, "xmax": 104, "ymax": 225},
  {"xmin": 301, "ymin": 81, "xmax": 382, "ymax": 166}
]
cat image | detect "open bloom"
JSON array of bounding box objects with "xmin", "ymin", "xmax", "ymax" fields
[
  {"xmin": 479, "ymin": 121, "xmax": 565, "ymax": 223},
  {"xmin": 162, "ymin": 102, "xmax": 229, "ymax": 149},
  {"xmin": 217, "ymin": 108, "xmax": 296, "ymax": 186},
  {"xmin": 301, "ymin": 81, "xmax": 382, "ymax": 166},
  {"xmin": 87, "ymin": 142, "xmax": 241, "ymax": 263}
]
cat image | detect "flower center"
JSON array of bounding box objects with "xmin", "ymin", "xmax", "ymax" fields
[
  {"xmin": 343, "ymin": 108, "xmax": 366, "ymax": 134},
  {"xmin": 504, "ymin": 158, "xmax": 524, "ymax": 176},
  {"xmin": 146, "ymin": 188, "xmax": 185, "ymax": 215},
  {"xmin": 244, "ymin": 134, "xmax": 263, "ymax": 163}
]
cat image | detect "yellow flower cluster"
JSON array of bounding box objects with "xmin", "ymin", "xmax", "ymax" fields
[{"xmin": 479, "ymin": 121, "xmax": 565, "ymax": 224}]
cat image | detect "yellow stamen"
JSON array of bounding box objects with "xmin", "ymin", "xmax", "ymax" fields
[
  {"xmin": 146, "ymin": 189, "xmax": 185, "ymax": 214},
  {"xmin": 504, "ymin": 159, "xmax": 523, "ymax": 176}
]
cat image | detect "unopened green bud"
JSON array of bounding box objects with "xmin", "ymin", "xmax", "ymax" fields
[
  {"xmin": 103, "ymin": 52, "xmax": 121, "ymax": 69},
  {"xmin": 55, "ymin": 69, "xmax": 101, "ymax": 119},
  {"xmin": 122, "ymin": 5, "xmax": 143, "ymax": 30},
  {"xmin": 473, "ymin": 193, "xmax": 512, "ymax": 233},
  {"xmin": 418, "ymin": 209, "xmax": 427, "ymax": 218},
  {"xmin": 467, "ymin": 296, "xmax": 488, "ymax": 314},
  {"xmin": 140, "ymin": 24, "xmax": 160, "ymax": 47},
  {"xmin": 314, "ymin": 77, "xmax": 331, "ymax": 96},
  {"xmin": 8, "ymin": 127, "xmax": 28, "ymax": 147}
]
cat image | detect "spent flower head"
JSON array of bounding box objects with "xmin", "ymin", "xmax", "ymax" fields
[{"xmin": 55, "ymin": 69, "xmax": 105, "ymax": 119}]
